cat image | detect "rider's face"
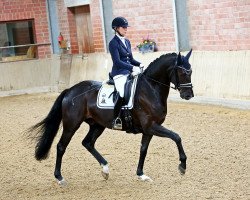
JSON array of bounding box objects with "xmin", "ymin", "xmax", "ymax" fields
[{"xmin": 117, "ymin": 26, "xmax": 127, "ymax": 37}]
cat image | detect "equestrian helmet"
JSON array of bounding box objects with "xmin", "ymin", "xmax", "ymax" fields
[{"xmin": 112, "ymin": 17, "xmax": 129, "ymax": 29}]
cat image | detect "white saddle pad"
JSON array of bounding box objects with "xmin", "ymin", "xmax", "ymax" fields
[{"xmin": 97, "ymin": 76, "xmax": 139, "ymax": 109}]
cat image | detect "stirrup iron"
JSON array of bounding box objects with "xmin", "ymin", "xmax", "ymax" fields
[{"xmin": 113, "ymin": 117, "xmax": 122, "ymax": 130}]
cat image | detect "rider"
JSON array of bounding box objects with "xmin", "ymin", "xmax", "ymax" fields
[{"xmin": 109, "ymin": 16, "xmax": 143, "ymax": 130}]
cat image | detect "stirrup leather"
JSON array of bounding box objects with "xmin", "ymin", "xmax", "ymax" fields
[{"xmin": 112, "ymin": 117, "xmax": 122, "ymax": 130}]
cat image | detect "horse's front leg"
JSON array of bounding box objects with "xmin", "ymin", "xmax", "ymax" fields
[
  {"xmin": 137, "ymin": 134, "xmax": 153, "ymax": 181},
  {"xmin": 150, "ymin": 123, "xmax": 187, "ymax": 175}
]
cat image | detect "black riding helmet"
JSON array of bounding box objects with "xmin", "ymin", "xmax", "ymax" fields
[{"xmin": 112, "ymin": 17, "xmax": 129, "ymax": 29}]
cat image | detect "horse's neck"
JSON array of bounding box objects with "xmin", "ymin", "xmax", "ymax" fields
[
  {"xmin": 141, "ymin": 72, "xmax": 170, "ymax": 106},
  {"xmin": 145, "ymin": 63, "xmax": 172, "ymax": 85},
  {"xmin": 143, "ymin": 58, "xmax": 174, "ymax": 104}
]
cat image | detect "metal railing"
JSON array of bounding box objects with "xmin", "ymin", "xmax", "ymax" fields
[{"xmin": 0, "ymin": 42, "xmax": 51, "ymax": 49}]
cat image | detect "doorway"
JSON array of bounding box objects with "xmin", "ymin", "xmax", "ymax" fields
[{"xmin": 74, "ymin": 5, "xmax": 94, "ymax": 53}]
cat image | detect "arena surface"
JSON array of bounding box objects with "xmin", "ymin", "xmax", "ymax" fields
[{"xmin": 0, "ymin": 93, "xmax": 249, "ymax": 200}]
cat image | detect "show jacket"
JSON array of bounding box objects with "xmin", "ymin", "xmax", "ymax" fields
[{"xmin": 109, "ymin": 35, "xmax": 140, "ymax": 77}]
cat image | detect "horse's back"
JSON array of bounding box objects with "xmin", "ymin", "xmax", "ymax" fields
[{"xmin": 61, "ymin": 80, "xmax": 101, "ymax": 110}]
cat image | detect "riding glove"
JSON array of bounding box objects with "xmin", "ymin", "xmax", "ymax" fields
[{"xmin": 132, "ymin": 66, "xmax": 141, "ymax": 76}]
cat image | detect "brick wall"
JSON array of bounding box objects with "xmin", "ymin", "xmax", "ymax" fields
[
  {"xmin": 56, "ymin": 0, "xmax": 78, "ymax": 53},
  {"xmin": 90, "ymin": 0, "xmax": 105, "ymax": 52},
  {"xmin": 56, "ymin": 0, "xmax": 249, "ymax": 53},
  {"xmin": 1, "ymin": 0, "xmax": 248, "ymax": 58},
  {"xmin": 57, "ymin": 0, "xmax": 105, "ymax": 53},
  {"xmin": 112, "ymin": 0, "xmax": 176, "ymax": 51},
  {"xmin": 188, "ymin": 0, "xmax": 250, "ymax": 51},
  {"xmin": 56, "ymin": 0, "xmax": 175, "ymax": 53},
  {"xmin": 0, "ymin": 0, "xmax": 51, "ymax": 58}
]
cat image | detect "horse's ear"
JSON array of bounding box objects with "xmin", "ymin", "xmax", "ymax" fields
[
  {"xmin": 186, "ymin": 49, "xmax": 192, "ymax": 60},
  {"xmin": 177, "ymin": 52, "xmax": 182, "ymax": 64}
]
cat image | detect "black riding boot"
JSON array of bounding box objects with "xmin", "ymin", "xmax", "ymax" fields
[{"xmin": 112, "ymin": 96, "xmax": 124, "ymax": 130}]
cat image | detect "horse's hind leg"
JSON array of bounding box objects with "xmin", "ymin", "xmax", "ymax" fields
[
  {"xmin": 54, "ymin": 128, "xmax": 77, "ymax": 185},
  {"xmin": 82, "ymin": 123, "xmax": 109, "ymax": 180}
]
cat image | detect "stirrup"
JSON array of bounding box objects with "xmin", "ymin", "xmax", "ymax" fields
[{"xmin": 112, "ymin": 117, "xmax": 122, "ymax": 130}]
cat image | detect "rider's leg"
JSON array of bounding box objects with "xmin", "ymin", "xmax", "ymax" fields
[{"xmin": 112, "ymin": 74, "xmax": 128, "ymax": 130}]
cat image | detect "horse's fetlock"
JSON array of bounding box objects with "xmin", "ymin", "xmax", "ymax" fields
[{"xmin": 180, "ymin": 155, "xmax": 187, "ymax": 162}]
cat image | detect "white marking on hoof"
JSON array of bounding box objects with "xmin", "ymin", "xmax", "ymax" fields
[
  {"xmin": 58, "ymin": 178, "xmax": 67, "ymax": 186},
  {"xmin": 138, "ymin": 174, "xmax": 153, "ymax": 182},
  {"xmin": 101, "ymin": 164, "xmax": 109, "ymax": 180}
]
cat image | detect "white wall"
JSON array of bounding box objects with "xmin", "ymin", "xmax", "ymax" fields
[
  {"xmin": 0, "ymin": 51, "xmax": 249, "ymax": 104},
  {"xmin": 0, "ymin": 55, "xmax": 60, "ymax": 96}
]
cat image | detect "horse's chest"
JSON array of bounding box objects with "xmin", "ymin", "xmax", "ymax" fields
[{"xmin": 148, "ymin": 105, "xmax": 167, "ymax": 122}]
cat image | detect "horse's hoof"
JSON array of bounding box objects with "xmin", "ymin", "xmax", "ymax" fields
[
  {"xmin": 138, "ymin": 174, "xmax": 153, "ymax": 182},
  {"xmin": 101, "ymin": 171, "xmax": 109, "ymax": 180},
  {"xmin": 101, "ymin": 164, "xmax": 109, "ymax": 180},
  {"xmin": 178, "ymin": 164, "xmax": 186, "ymax": 175},
  {"xmin": 58, "ymin": 178, "xmax": 67, "ymax": 186}
]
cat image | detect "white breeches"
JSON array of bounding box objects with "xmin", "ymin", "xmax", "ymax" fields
[{"xmin": 113, "ymin": 74, "xmax": 129, "ymax": 98}]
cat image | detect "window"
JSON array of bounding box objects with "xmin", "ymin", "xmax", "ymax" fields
[{"xmin": 0, "ymin": 20, "xmax": 37, "ymax": 62}]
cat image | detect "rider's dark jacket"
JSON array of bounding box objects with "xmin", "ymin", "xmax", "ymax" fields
[{"xmin": 109, "ymin": 35, "xmax": 140, "ymax": 77}]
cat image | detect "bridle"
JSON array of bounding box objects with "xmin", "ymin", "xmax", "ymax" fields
[
  {"xmin": 142, "ymin": 57, "xmax": 193, "ymax": 91},
  {"xmin": 172, "ymin": 63, "xmax": 193, "ymax": 90}
]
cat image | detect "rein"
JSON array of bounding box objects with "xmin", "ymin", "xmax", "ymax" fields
[{"xmin": 142, "ymin": 74, "xmax": 176, "ymax": 89}]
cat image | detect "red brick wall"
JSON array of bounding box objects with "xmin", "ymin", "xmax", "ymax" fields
[
  {"xmin": 56, "ymin": 0, "xmax": 249, "ymax": 53},
  {"xmin": 90, "ymin": 0, "xmax": 105, "ymax": 52},
  {"xmin": 188, "ymin": 0, "xmax": 250, "ymax": 51},
  {"xmin": 56, "ymin": 0, "xmax": 175, "ymax": 53},
  {"xmin": 112, "ymin": 0, "xmax": 176, "ymax": 51},
  {"xmin": 0, "ymin": 0, "xmax": 51, "ymax": 58},
  {"xmin": 57, "ymin": 0, "xmax": 105, "ymax": 53},
  {"xmin": 56, "ymin": 0, "xmax": 78, "ymax": 53}
]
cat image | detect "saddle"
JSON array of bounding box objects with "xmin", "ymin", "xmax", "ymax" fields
[{"xmin": 97, "ymin": 73, "xmax": 139, "ymax": 133}]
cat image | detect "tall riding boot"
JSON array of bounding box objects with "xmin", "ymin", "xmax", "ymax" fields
[{"xmin": 112, "ymin": 96, "xmax": 123, "ymax": 130}]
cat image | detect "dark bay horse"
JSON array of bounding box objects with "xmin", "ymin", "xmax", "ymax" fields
[{"xmin": 29, "ymin": 50, "xmax": 194, "ymax": 184}]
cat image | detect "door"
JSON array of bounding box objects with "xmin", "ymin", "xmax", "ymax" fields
[{"xmin": 75, "ymin": 6, "xmax": 94, "ymax": 53}]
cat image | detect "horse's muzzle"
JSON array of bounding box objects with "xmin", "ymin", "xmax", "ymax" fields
[{"xmin": 180, "ymin": 89, "xmax": 194, "ymax": 100}]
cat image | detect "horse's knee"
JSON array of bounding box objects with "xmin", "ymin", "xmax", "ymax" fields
[
  {"xmin": 57, "ymin": 143, "xmax": 66, "ymax": 155},
  {"xmin": 140, "ymin": 144, "xmax": 148, "ymax": 153}
]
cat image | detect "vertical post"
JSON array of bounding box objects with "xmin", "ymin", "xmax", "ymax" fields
[
  {"xmin": 46, "ymin": 0, "xmax": 60, "ymax": 54},
  {"xmin": 172, "ymin": 0, "xmax": 179, "ymax": 52},
  {"xmin": 101, "ymin": 0, "xmax": 114, "ymax": 52},
  {"xmin": 172, "ymin": 0, "xmax": 190, "ymax": 52},
  {"xmin": 99, "ymin": 0, "xmax": 107, "ymax": 53}
]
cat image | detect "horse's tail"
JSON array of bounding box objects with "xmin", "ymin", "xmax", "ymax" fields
[{"xmin": 29, "ymin": 89, "xmax": 68, "ymax": 161}]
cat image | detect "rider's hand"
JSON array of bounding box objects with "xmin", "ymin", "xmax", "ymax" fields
[
  {"xmin": 132, "ymin": 66, "xmax": 141, "ymax": 76},
  {"xmin": 132, "ymin": 71, "xmax": 140, "ymax": 76},
  {"xmin": 133, "ymin": 66, "xmax": 141, "ymax": 73}
]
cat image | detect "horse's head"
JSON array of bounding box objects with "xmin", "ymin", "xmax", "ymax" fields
[{"xmin": 171, "ymin": 49, "xmax": 194, "ymax": 100}]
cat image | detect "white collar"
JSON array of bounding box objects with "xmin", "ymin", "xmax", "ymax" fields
[
  {"xmin": 116, "ymin": 33, "xmax": 126, "ymax": 41},
  {"xmin": 116, "ymin": 33, "xmax": 127, "ymax": 47}
]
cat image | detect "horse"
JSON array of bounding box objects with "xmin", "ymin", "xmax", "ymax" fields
[{"xmin": 28, "ymin": 49, "xmax": 194, "ymax": 185}]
